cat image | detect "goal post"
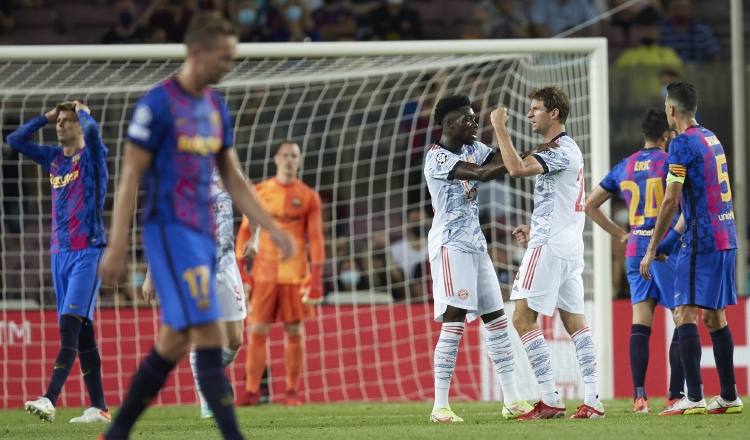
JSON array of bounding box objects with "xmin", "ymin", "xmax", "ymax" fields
[{"xmin": 0, "ymin": 39, "xmax": 612, "ymax": 407}]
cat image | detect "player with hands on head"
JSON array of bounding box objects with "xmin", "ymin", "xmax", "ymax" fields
[
  {"xmin": 97, "ymin": 11, "xmax": 293, "ymax": 440},
  {"xmin": 585, "ymin": 107, "xmax": 685, "ymax": 413},
  {"xmin": 492, "ymin": 85, "xmax": 604, "ymax": 420},
  {"xmin": 9, "ymin": 100, "xmax": 111, "ymax": 424},
  {"xmin": 235, "ymin": 140, "xmax": 325, "ymax": 408},
  {"xmin": 424, "ymin": 94, "xmax": 557, "ymax": 423},
  {"xmin": 640, "ymin": 82, "xmax": 743, "ymax": 416}
]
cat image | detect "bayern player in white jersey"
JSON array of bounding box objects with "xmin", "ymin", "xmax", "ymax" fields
[
  {"xmin": 491, "ymin": 85, "xmax": 604, "ymax": 420},
  {"xmin": 143, "ymin": 169, "xmax": 247, "ymax": 419},
  {"xmin": 425, "ymin": 95, "xmax": 553, "ymax": 423}
]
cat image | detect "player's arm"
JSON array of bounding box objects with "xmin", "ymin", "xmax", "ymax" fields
[
  {"xmin": 584, "ymin": 185, "xmax": 629, "ymax": 243},
  {"xmin": 301, "ymin": 191, "xmax": 326, "ymax": 305},
  {"xmin": 75, "ymin": 101, "xmax": 108, "ymax": 160},
  {"xmin": 451, "ymin": 144, "xmax": 553, "ymax": 182},
  {"xmin": 490, "ymin": 107, "xmax": 546, "ymax": 178},
  {"xmin": 5, "ymin": 110, "xmax": 57, "ymax": 169},
  {"xmin": 640, "ymin": 179, "xmax": 682, "ymax": 280},
  {"xmin": 100, "ymin": 143, "xmax": 154, "ymax": 286},
  {"xmin": 215, "ymin": 148, "xmax": 295, "ymax": 260}
]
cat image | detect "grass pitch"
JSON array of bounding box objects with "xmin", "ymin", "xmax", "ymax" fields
[{"xmin": 0, "ymin": 397, "xmax": 747, "ymax": 440}]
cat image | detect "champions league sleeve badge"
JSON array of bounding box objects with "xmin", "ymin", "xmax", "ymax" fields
[{"xmin": 436, "ymin": 152, "xmax": 447, "ymax": 164}]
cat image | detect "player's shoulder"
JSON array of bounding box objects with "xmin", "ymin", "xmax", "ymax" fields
[
  {"xmin": 134, "ymin": 82, "xmax": 171, "ymax": 117},
  {"xmin": 425, "ymin": 144, "xmax": 456, "ymax": 166}
]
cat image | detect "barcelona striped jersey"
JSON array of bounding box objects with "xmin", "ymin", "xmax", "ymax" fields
[
  {"xmin": 7, "ymin": 112, "xmax": 108, "ymax": 253},
  {"xmin": 600, "ymin": 147, "xmax": 678, "ymax": 257},
  {"xmin": 126, "ymin": 77, "xmax": 234, "ymax": 238},
  {"xmin": 667, "ymin": 126, "xmax": 736, "ymax": 254}
]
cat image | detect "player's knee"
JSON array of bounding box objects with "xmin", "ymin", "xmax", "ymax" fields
[
  {"xmin": 226, "ymin": 334, "xmax": 243, "ymax": 351},
  {"xmin": 512, "ymin": 311, "xmax": 533, "ymax": 335},
  {"xmin": 701, "ymin": 311, "xmax": 726, "ymax": 332},
  {"xmin": 284, "ymin": 321, "xmax": 303, "ymax": 336}
]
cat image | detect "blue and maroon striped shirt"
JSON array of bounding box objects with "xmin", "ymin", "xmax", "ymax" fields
[{"xmin": 7, "ymin": 112, "xmax": 108, "ymax": 253}]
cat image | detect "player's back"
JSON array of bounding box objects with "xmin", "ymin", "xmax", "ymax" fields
[
  {"xmin": 668, "ymin": 126, "xmax": 736, "ymax": 253},
  {"xmin": 528, "ymin": 134, "xmax": 585, "ymax": 260},
  {"xmin": 253, "ymin": 178, "xmax": 318, "ymax": 284},
  {"xmin": 601, "ymin": 148, "xmax": 674, "ymax": 257},
  {"xmin": 127, "ymin": 78, "xmax": 233, "ymax": 238}
]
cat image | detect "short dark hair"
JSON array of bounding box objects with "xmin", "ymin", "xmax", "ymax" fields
[
  {"xmin": 55, "ymin": 102, "xmax": 76, "ymax": 113},
  {"xmin": 274, "ymin": 140, "xmax": 299, "ymax": 156},
  {"xmin": 528, "ymin": 85, "xmax": 570, "ymax": 124},
  {"xmin": 433, "ymin": 95, "xmax": 471, "ymax": 126},
  {"xmin": 634, "ymin": 6, "xmax": 661, "ymax": 26},
  {"xmin": 183, "ymin": 11, "xmax": 236, "ymax": 48},
  {"xmin": 640, "ymin": 107, "xmax": 669, "ymax": 141},
  {"xmin": 666, "ymin": 81, "xmax": 697, "ymax": 116}
]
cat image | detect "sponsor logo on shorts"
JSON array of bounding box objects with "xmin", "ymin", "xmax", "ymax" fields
[{"xmin": 458, "ymin": 289, "xmax": 469, "ymax": 300}]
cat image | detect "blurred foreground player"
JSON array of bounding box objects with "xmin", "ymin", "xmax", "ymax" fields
[{"xmin": 98, "ymin": 12, "xmax": 294, "ymax": 440}]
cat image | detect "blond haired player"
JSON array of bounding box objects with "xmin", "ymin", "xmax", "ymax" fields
[{"xmin": 236, "ymin": 141, "xmax": 325, "ymax": 407}]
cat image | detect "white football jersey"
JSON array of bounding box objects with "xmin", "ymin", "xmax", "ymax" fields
[
  {"xmin": 211, "ymin": 169, "xmax": 236, "ymax": 272},
  {"xmin": 527, "ymin": 133, "xmax": 585, "ymax": 260},
  {"xmin": 424, "ymin": 142, "xmax": 493, "ymax": 261}
]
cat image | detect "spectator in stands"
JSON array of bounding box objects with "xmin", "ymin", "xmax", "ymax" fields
[
  {"xmin": 367, "ymin": 0, "xmax": 421, "ymax": 41},
  {"xmin": 462, "ymin": 0, "xmax": 530, "ymax": 40},
  {"xmin": 312, "ymin": 0, "xmax": 357, "ymax": 41},
  {"xmin": 143, "ymin": 26, "xmax": 168, "ymax": 43},
  {"xmin": 227, "ymin": 0, "xmax": 271, "ymax": 42},
  {"xmin": 609, "ymin": 0, "xmax": 663, "ymax": 44},
  {"xmin": 390, "ymin": 207, "xmax": 429, "ymax": 294},
  {"xmin": 149, "ymin": 0, "xmax": 197, "ymax": 43},
  {"xmin": 271, "ymin": 0, "xmax": 320, "ymax": 42},
  {"xmin": 365, "ymin": 231, "xmax": 406, "ymax": 299},
  {"xmin": 659, "ymin": 0, "xmax": 720, "ymax": 63},
  {"xmin": 529, "ymin": 0, "xmax": 600, "ymax": 38},
  {"xmin": 336, "ymin": 258, "xmax": 368, "ymax": 292},
  {"xmin": 102, "ymin": 1, "xmax": 150, "ymax": 45},
  {"xmin": 614, "ymin": 7, "xmax": 683, "ymax": 99},
  {"xmin": 0, "ymin": 0, "xmax": 13, "ymax": 34}
]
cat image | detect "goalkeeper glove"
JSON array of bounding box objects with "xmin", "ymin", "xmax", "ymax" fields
[
  {"xmin": 300, "ymin": 264, "xmax": 324, "ymax": 305},
  {"xmin": 656, "ymin": 229, "xmax": 682, "ymax": 257}
]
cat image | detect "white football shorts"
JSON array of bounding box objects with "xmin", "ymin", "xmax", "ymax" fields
[
  {"xmin": 510, "ymin": 245, "xmax": 584, "ymax": 316},
  {"xmin": 216, "ymin": 262, "xmax": 247, "ymax": 322},
  {"xmin": 431, "ymin": 247, "xmax": 504, "ymax": 323}
]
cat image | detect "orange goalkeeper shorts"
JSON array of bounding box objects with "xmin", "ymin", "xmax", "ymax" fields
[{"xmin": 248, "ymin": 281, "xmax": 314, "ymax": 324}]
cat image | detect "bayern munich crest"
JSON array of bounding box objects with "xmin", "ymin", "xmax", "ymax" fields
[{"xmin": 458, "ymin": 289, "xmax": 469, "ymax": 300}]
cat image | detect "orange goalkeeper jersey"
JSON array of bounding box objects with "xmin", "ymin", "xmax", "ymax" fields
[{"xmin": 235, "ymin": 177, "xmax": 324, "ymax": 285}]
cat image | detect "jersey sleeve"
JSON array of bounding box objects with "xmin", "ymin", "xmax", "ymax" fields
[
  {"xmin": 5, "ymin": 115, "xmax": 58, "ymax": 170},
  {"xmin": 214, "ymin": 91, "xmax": 234, "ymax": 150},
  {"xmin": 78, "ymin": 110, "xmax": 108, "ymax": 164},
  {"xmin": 667, "ymin": 135, "xmax": 691, "ymax": 180},
  {"xmin": 599, "ymin": 160, "xmax": 623, "ymax": 193},
  {"xmin": 474, "ymin": 142, "xmax": 493, "ymax": 165},
  {"xmin": 306, "ymin": 190, "xmax": 325, "ymax": 265},
  {"xmin": 126, "ymin": 87, "xmax": 170, "ymax": 152},
  {"xmin": 425, "ymin": 150, "xmax": 462, "ymax": 182},
  {"xmin": 533, "ymin": 147, "xmax": 571, "ymax": 175}
]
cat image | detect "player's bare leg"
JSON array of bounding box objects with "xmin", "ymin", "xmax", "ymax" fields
[
  {"xmin": 430, "ymin": 305, "xmax": 466, "ymax": 422},
  {"xmin": 283, "ymin": 321, "xmax": 304, "ymax": 407},
  {"xmin": 241, "ymin": 322, "xmax": 270, "ymax": 406}
]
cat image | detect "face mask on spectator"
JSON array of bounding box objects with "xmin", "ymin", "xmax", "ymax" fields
[
  {"xmin": 285, "ymin": 5, "xmax": 303, "ymax": 21},
  {"xmin": 339, "ymin": 270, "xmax": 361, "ymax": 287},
  {"xmin": 119, "ymin": 11, "xmax": 134, "ymax": 27},
  {"xmin": 130, "ymin": 272, "xmax": 146, "ymax": 288},
  {"xmin": 239, "ymin": 8, "xmax": 257, "ymax": 25},
  {"xmin": 661, "ymin": 85, "xmax": 669, "ymax": 99}
]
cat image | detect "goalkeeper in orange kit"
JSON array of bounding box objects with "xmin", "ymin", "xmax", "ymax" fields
[{"xmin": 236, "ymin": 140, "xmax": 325, "ymax": 407}]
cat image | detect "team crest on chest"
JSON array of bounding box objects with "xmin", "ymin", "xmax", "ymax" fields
[
  {"xmin": 436, "ymin": 152, "xmax": 448, "ymax": 164},
  {"xmin": 72, "ymin": 153, "xmax": 81, "ymax": 165},
  {"xmin": 292, "ymin": 197, "xmax": 302, "ymax": 208}
]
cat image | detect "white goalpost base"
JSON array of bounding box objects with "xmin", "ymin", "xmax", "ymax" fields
[{"xmin": 0, "ymin": 39, "xmax": 612, "ymax": 408}]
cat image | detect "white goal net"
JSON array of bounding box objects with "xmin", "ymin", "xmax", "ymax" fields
[{"xmin": 0, "ymin": 40, "xmax": 611, "ymax": 408}]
